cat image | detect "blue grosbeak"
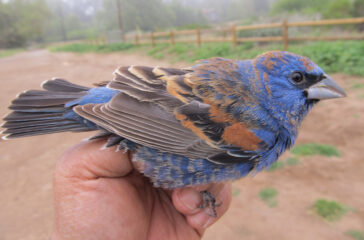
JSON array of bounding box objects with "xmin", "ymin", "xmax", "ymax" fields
[{"xmin": 2, "ymin": 51, "xmax": 345, "ymax": 216}]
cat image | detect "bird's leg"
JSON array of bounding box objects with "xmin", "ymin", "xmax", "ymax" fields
[{"xmin": 198, "ymin": 190, "xmax": 222, "ymax": 218}]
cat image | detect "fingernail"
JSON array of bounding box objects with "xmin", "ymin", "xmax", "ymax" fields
[{"xmin": 178, "ymin": 188, "xmax": 202, "ymax": 210}]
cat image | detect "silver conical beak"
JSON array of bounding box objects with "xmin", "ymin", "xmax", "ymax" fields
[{"xmin": 306, "ymin": 75, "xmax": 346, "ymax": 100}]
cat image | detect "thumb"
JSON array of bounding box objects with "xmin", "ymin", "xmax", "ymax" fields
[{"xmin": 55, "ymin": 139, "xmax": 133, "ymax": 180}]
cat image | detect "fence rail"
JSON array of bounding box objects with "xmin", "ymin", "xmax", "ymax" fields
[{"xmin": 125, "ymin": 17, "xmax": 364, "ymax": 50}]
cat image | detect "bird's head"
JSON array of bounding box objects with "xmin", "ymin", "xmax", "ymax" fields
[{"xmin": 252, "ymin": 51, "xmax": 346, "ymax": 134}]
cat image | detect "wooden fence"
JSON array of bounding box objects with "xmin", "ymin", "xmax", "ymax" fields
[{"xmin": 126, "ymin": 17, "xmax": 364, "ymax": 50}]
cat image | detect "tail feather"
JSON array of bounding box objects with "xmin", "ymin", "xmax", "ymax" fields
[
  {"xmin": 2, "ymin": 122, "xmax": 82, "ymax": 134},
  {"xmin": 11, "ymin": 91, "xmax": 88, "ymax": 107},
  {"xmin": 2, "ymin": 119, "xmax": 75, "ymax": 129},
  {"xmin": 2, "ymin": 125, "xmax": 90, "ymax": 139},
  {"xmin": 3, "ymin": 112, "xmax": 64, "ymax": 121},
  {"xmin": 2, "ymin": 79, "xmax": 93, "ymax": 139},
  {"xmin": 8, "ymin": 105, "xmax": 66, "ymax": 113},
  {"xmin": 41, "ymin": 78, "xmax": 90, "ymax": 92}
]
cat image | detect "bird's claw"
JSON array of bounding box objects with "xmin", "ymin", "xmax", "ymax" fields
[{"xmin": 198, "ymin": 190, "xmax": 222, "ymax": 218}]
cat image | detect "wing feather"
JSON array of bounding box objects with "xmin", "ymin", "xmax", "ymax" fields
[
  {"xmin": 76, "ymin": 104, "xmax": 184, "ymax": 151},
  {"xmin": 74, "ymin": 92, "xmax": 222, "ymax": 158},
  {"xmin": 77, "ymin": 65, "xmax": 263, "ymax": 162}
]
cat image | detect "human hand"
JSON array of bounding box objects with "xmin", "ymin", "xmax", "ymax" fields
[{"xmin": 52, "ymin": 139, "xmax": 232, "ymax": 240}]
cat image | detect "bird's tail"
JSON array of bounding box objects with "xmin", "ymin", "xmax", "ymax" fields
[{"xmin": 1, "ymin": 79, "xmax": 93, "ymax": 140}]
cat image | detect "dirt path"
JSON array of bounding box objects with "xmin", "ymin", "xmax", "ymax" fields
[{"xmin": 0, "ymin": 50, "xmax": 363, "ymax": 240}]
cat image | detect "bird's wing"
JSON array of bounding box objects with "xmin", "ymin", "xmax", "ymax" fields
[
  {"xmin": 74, "ymin": 66, "xmax": 223, "ymax": 159},
  {"xmin": 74, "ymin": 63, "xmax": 267, "ymax": 163}
]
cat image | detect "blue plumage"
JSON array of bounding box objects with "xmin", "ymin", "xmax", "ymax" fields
[
  {"xmin": 65, "ymin": 87, "xmax": 119, "ymax": 107},
  {"xmin": 134, "ymin": 145, "xmax": 254, "ymax": 188},
  {"xmin": 2, "ymin": 51, "xmax": 346, "ymax": 189},
  {"xmin": 64, "ymin": 87, "xmax": 120, "ymax": 130}
]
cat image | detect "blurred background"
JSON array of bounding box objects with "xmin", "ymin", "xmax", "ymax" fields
[
  {"xmin": 0, "ymin": 0, "xmax": 364, "ymax": 48},
  {"xmin": 0, "ymin": 0, "xmax": 363, "ymax": 240}
]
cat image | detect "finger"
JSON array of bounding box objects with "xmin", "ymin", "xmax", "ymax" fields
[
  {"xmin": 172, "ymin": 187, "xmax": 203, "ymax": 215},
  {"xmin": 180, "ymin": 183, "xmax": 232, "ymax": 233},
  {"xmin": 172, "ymin": 182, "xmax": 232, "ymax": 219},
  {"xmin": 55, "ymin": 139, "xmax": 133, "ymax": 180}
]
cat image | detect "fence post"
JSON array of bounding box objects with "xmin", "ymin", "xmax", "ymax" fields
[
  {"xmin": 197, "ymin": 28, "xmax": 201, "ymax": 47},
  {"xmin": 135, "ymin": 34, "xmax": 139, "ymax": 45},
  {"xmin": 232, "ymin": 25, "xmax": 237, "ymax": 48},
  {"xmin": 170, "ymin": 31, "xmax": 175, "ymax": 45},
  {"xmin": 151, "ymin": 32, "xmax": 155, "ymax": 47},
  {"xmin": 282, "ymin": 20, "xmax": 288, "ymax": 50}
]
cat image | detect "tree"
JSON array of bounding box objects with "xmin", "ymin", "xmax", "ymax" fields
[
  {"xmin": 0, "ymin": 0, "xmax": 52, "ymax": 48},
  {"xmin": 322, "ymin": 0, "xmax": 353, "ymax": 19},
  {"xmin": 167, "ymin": 0, "xmax": 207, "ymax": 28},
  {"xmin": 97, "ymin": 0, "xmax": 206, "ymax": 33},
  {"xmin": 272, "ymin": 0, "xmax": 357, "ymax": 19},
  {"xmin": 352, "ymin": 0, "xmax": 364, "ymax": 17}
]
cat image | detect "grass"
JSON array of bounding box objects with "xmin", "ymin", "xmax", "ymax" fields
[
  {"xmin": 259, "ymin": 187, "xmax": 278, "ymax": 207},
  {"xmin": 353, "ymin": 114, "xmax": 360, "ymax": 119},
  {"xmin": 266, "ymin": 157, "xmax": 301, "ymax": 172},
  {"xmin": 346, "ymin": 230, "xmax": 364, "ymax": 240},
  {"xmin": 232, "ymin": 188, "xmax": 241, "ymax": 197},
  {"xmin": 286, "ymin": 157, "xmax": 301, "ymax": 166},
  {"xmin": 351, "ymin": 83, "xmax": 364, "ymax": 89},
  {"xmin": 49, "ymin": 42, "xmax": 136, "ymax": 53},
  {"xmin": 291, "ymin": 143, "xmax": 340, "ymax": 157},
  {"xmin": 313, "ymin": 199, "xmax": 347, "ymax": 221},
  {"xmin": 0, "ymin": 48, "xmax": 23, "ymax": 58},
  {"xmin": 145, "ymin": 41, "xmax": 364, "ymax": 76},
  {"xmin": 266, "ymin": 161, "xmax": 285, "ymax": 172},
  {"xmin": 49, "ymin": 40, "xmax": 364, "ymax": 76}
]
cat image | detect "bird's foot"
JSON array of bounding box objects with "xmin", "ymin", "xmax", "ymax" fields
[{"xmin": 198, "ymin": 190, "xmax": 222, "ymax": 218}]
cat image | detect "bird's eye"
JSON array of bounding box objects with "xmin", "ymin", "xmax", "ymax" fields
[{"xmin": 291, "ymin": 72, "xmax": 304, "ymax": 84}]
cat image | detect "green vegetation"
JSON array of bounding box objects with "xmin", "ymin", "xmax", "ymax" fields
[
  {"xmin": 313, "ymin": 199, "xmax": 348, "ymax": 221},
  {"xmin": 99, "ymin": 0, "xmax": 207, "ymax": 33},
  {"xmin": 266, "ymin": 157, "xmax": 301, "ymax": 172},
  {"xmin": 0, "ymin": 0, "xmax": 51, "ymax": 48},
  {"xmin": 292, "ymin": 143, "xmax": 340, "ymax": 157},
  {"xmin": 267, "ymin": 161, "xmax": 285, "ymax": 172},
  {"xmin": 232, "ymin": 188, "xmax": 241, "ymax": 197},
  {"xmin": 346, "ymin": 230, "xmax": 364, "ymax": 240},
  {"xmin": 1, "ymin": 0, "xmax": 208, "ymax": 48},
  {"xmin": 0, "ymin": 49, "xmax": 22, "ymax": 58},
  {"xmin": 2, "ymin": 0, "xmax": 364, "ymax": 49},
  {"xmin": 259, "ymin": 187, "xmax": 278, "ymax": 207},
  {"xmin": 351, "ymin": 83, "xmax": 364, "ymax": 89},
  {"xmin": 176, "ymin": 24, "xmax": 210, "ymax": 30},
  {"xmin": 50, "ymin": 43, "xmax": 136, "ymax": 53},
  {"xmin": 290, "ymin": 41, "xmax": 364, "ymax": 76},
  {"xmin": 272, "ymin": 0, "xmax": 364, "ymax": 18},
  {"xmin": 51, "ymin": 40, "xmax": 364, "ymax": 76},
  {"xmin": 286, "ymin": 157, "xmax": 301, "ymax": 166},
  {"xmin": 146, "ymin": 42, "xmax": 254, "ymax": 63},
  {"xmin": 144, "ymin": 41, "xmax": 364, "ymax": 76}
]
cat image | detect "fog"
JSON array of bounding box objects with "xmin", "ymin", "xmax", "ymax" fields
[{"xmin": 1, "ymin": 0, "xmax": 361, "ymax": 48}]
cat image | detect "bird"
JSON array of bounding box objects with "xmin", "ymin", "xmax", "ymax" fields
[{"xmin": 1, "ymin": 51, "xmax": 346, "ymax": 216}]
